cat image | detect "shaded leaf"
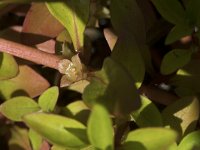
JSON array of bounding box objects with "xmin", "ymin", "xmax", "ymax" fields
[
  {"xmin": 68, "ymin": 80, "xmax": 89, "ymax": 93},
  {"xmin": 121, "ymin": 128, "xmax": 177, "ymax": 150},
  {"xmin": 162, "ymin": 96, "xmax": 199, "ymax": 137},
  {"xmin": 131, "ymin": 96, "xmax": 163, "ymax": 127},
  {"xmin": 161, "ymin": 49, "xmax": 192, "ymax": 75},
  {"xmin": 9, "ymin": 126, "xmax": 32, "ymax": 150},
  {"xmin": 0, "ymin": 52, "xmax": 18, "ymax": 80},
  {"xmin": 87, "ymin": 104, "xmax": 113, "ymax": 150},
  {"xmin": 46, "ymin": 0, "xmax": 90, "ymax": 51},
  {"xmin": 0, "ymin": 65, "xmax": 50, "ymax": 100},
  {"xmin": 83, "ymin": 57, "xmax": 140, "ymax": 117},
  {"xmin": 186, "ymin": 0, "xmax": 200, "ymax": 25},
  {"xmin": 110, "ymin": 0, "xmax": 146, "ymax": 43},
  {"xmin": 29, "ymin": 129, "xmax": 43, "ymax": 150},
  {"xmin": 111, "ymin": 37, "xmax": 145, "ymax": 88},
  {"xmin": 23, "ymin": 113, "xmax": 89, "ymax": 149},
  {"xmin": 178, "ymin": 130, "xmax": 200, "ymax": 150},
  {"xmin": 165, "ymin": 24, "xmax": 193, "ymax": 45},
  {"xmin": 0, "ymin": 96, "xmax": 40, "ymax": 121},
  {"xmin": 38, "ymin": 86, "xmax": 59, "ymax": 112},
  {"xmin": 151, "ymin": 0, "xmax": 186, "ymax": 24}
]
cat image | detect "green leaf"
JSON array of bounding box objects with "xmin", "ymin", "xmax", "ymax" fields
[
  {"xmin": 111, "ymin": 37, "xmax": 145, "ymax": 88},
  {"xmin": 46, "ymin": 0, "xmax": 90, "ymax": 51},
  {"xmin": 0, "ymin": 96, "xmax": 40, "ymax": 121},
  {"xmin": 62, "ymin": 100, "xmax": 90, "ymax": 125},
  {"xmin": 29, "ymin": 129, "xmax": 43, "ymax": 150},
  {"xmin": 0, "ymin": 52, "xmax": 18, "ymax": 80},
  {"xmin": 9, "ymin": 126, "xmax": 32, "ymax": 150},
  {"xmin": 178, "ymin": 130, "xmax": 200, "ymax": 150},
  {"xmin": 110, "ymin": 0, "xmax": 146, "ymax": 43},
  {"xmin": 121, "ymin": 128, "xmax": 177, "ymax": 150},
  {"xmin": 131, "ymin": 96, "xmax": 163, "ymax": 127},
  {"xmin": 23, "ymin": 113, "xmax": 89, "ymax": 149},
  {"xmin": 161, "ymin": 49, "xmax": 192, "ymax": 75},
  {"xmin": 151, "ymin": 0, "xmax": 186, "ymax": 24},
  {"xmin": 83, "ymin": 58, "xmax": 140, "ymax": 117},
  {"xmin": 162, "ymin": 96, "xmax": 199, "ymax": 137},
  {"xmin": 87, "ymin": 104, "xmax": 113, "ymax": 150},
  {"xmin": 165, "ymin": 24, "xmax": 193, "ymax": 45},
  {"xmin": 38, "ymin": 86, "xmax": 59, "ymax": 112},
  {"xmin": 186, "ymin": 0, "xmax": 200, "ymax": 25}
]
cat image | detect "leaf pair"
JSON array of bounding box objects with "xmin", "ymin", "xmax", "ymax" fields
[{"xmin": 0, "ymin": 86, "xmax": 59, "ymax": 121}]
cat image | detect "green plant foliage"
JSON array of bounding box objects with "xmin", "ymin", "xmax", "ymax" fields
[
  {"xmin": 178, "ymin": 130, "xmax": 200, "ymax": 150},
  {"xmin": 151, "ymin": 0, "xmax": 186, "ymax": 24},
  {"xmin": 161, "ymin": 49, "xmax": 192, "ymax": 75},
  {"xmin": 162, "ymin": 97, "xmax": 199, "ymax": 137},
  {"xmin": 0, "ymin": 52, "xmax": 18, "ymax": 80},
  {"xmin": 38, "ymin": 86, "xmax": 59, "ymax": 112},
  {"xmin": 87, "ymin": 104, "xmax": 113, "ymax": 150},
  {"xmin": 46, "ymin": 0, "xmax": 90, "ymax": 51},
  {"xmin": 165, "ymin": 24, "xmax": 194, "ymax": 45},
  {"xmin": 0, "ymin": 96, "xmax": 40, "ymax": 121},
  {"xmin": 29, "ymin": 129, "xmax": 43, "ymax": 150},
  {"xmin": 131, "ymin": 96, "xmax": 163, "ymax": 127},
  {"xmin": 8, "ymin": 126, "xmax": 32, "ymax": 150},
  {"xmin": 83, "ymin": 57, "xmax": 140, "ymax": 117},
  {"xmin": 121, "ymin": 128, "xmax": 177, "ymax": 150},
  {"xmin": 23, "ymin": 113, "xmax": 89, "ymax": 149},
  {"xmin": 62, "ymin": 100, "xmax": 90, "ymax": 125}
]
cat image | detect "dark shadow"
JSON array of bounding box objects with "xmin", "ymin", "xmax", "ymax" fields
[
  {"xmin": 8, "ymin": 144, "xmax": 25, "ymax": 150},
  {"xmin": 11, "ymin": 89, "xmax": 29, "ymax": 98},
  {"xmin": 74, "ymin": 109, "xmax": 90, "ymax": 125}
]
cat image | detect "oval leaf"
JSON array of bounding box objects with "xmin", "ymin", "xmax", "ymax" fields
[
  {"xmin": 0, "ymin": 96, "xmax": 40, "ymax": 121},
  {"xmin": 0, "ymin": 52, "xmax": 18, "ymax": 80},
  {"xmin": 29, "ymin": 129, "xmax": 43, "ymax": 150},
  {"xmin": 162, "ymin": 96, "xmax": 199, "ymax": 137},
  {"xmin": 161, "ymin": 49, "xmax": 192, "ymax": 75},
  {"xmin": 131, "ymin": 96, "xmax": 163, "ymax": 127},
  {"xmin": 23, "ymin": 113, "xmax": 89, "ymax": 149},
  {"xmin": 151, "ymin": 0, "xmax": 186, "ymax": 24},
  {"xmin": 87, "ymin": 104, "xmax": 113, "ymax": 150},
  {"xmin": 178, "ymin": 130, "xmax": 200, "ymax": 150},
  {"xmin": 122, "ymin": 128, "xmax": 177, "ymax": 150},
  {"xmin": 38, "ymin": 86, "xmax": 59, "ymax": 112},
  {"xmin": 46, "ymin": 0, "xmax": 90, "ymax": 51},
  {"xmin": 83, "ymin": 58, "xmax": 141, "ymax": 117}
]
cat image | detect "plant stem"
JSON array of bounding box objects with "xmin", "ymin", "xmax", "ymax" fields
[{"xmin": 0, "ymin": 38, "xmax": 63, "ymax": 70}]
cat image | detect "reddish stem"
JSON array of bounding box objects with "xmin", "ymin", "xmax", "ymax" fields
[{"xmin": 0, "ymin": 38, "xmax": 62, "ymax": 70}]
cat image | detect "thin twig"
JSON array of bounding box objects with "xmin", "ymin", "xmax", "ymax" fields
[{"xmin": 0, "ymin": 38, "xmax": 63, "ymax": 70}]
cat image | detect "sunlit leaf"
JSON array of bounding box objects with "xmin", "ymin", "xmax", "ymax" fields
[
  {"xmin": 151, "ymin": 0, "xmax": 186, "ymax": 24},
  {"xmin": 162, "ymin": 96, "xmax": 199, "ymax": 137},
  {"xmin": 46, "ymin": 0, "xmax": 90, "ymax": 51},
  {"xmin": 83, "ymin": 57, "xmax": 140, "ymax": 117},
  {"xmin": 178, "ymin": 130, "xmax": 200, "ymax": 150},
  {"xmin": 131, "ymin": 96, "xmax": 163, "ymax": 127},
  {"xmin": 165, "ymin": 24, "xmax": 193, "ymax": 45},
  {"xmin": 0, "ymin": 52, "xmax": 18, "ymax": 80},
  {"xmin": 23, "ymin": 113, "xmax": 89, "ymax": 149},
  {"xmin": 29, "ymin": 129, "xmax": 43, "ymax": 150},
  {"xmin": 87, "ymin": 104, "xmax": 113, "ymax": 150},
  {"xmin": 121, "ymin": 128, "xmax": 177, "ymax": 150},
  {"xmin": 9, "ymin": 126, "xmax": 32, "ymax": 150},
  {"xmin": 38, "ymin": 86, "xmax": 59, "ymax": 112},
  {"xmin": 0, "ymin": 96, "xmax": 40, "ymax": 121},
  {"xmin": 161, "ymin": 49, "xmax": 192, "ymax": 75},
  {"xmin": 0, "ymin": 65, "xmax": 50, "ymax": 100},
  {"xmin": 62, "ymin": 100, "xmax": 90, "ymax": 125}
]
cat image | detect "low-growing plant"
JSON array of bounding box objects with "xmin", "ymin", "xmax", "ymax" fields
[{"xmin": 0, "ymin": 0, "xmax": 200, "ymax": 150}]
